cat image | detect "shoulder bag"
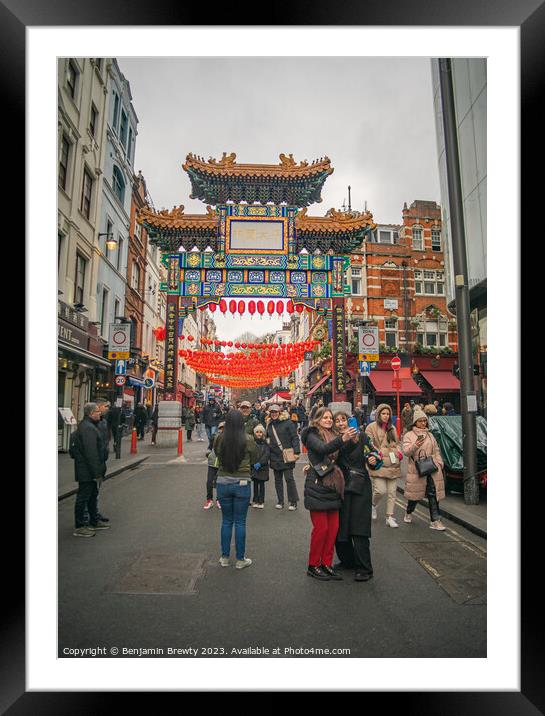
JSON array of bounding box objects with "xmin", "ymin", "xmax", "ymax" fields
[
  {"xmin": 270, "ymin": 424, "xmax": 299, "ymax": 464},
  {"xmin": 414, "ymin": 448, "xmax": 438, "ymax": 477}
]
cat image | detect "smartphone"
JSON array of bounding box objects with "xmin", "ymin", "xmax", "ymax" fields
[{"xmin": 348, "ymin": 416, "xmax": 359, "ymax": 431}]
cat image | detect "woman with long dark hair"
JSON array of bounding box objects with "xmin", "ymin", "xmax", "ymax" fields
[
  {"xmin": 300, "ymin": 407, "xmax": 358, "ymax": 581},
  {"xmin": 213, "ymin": 410, "xmax": 258, "ymax": 569}
]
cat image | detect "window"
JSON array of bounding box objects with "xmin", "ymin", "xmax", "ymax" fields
[
  {"xmin": 112, "ymin": 92, "xmax": 120, "ymax": 131},
  {"xmin": 416, "ymin": 318, "xmax": 448, "ymax": 347},
  {"xmin": 80, "ymin": 167, "xmax": 93, "ymax": 219},
  {"xmin": 117, "ymin": 237, "xmax": 124, "ymax": 271},
  {"xmin": 135, "ymin": 221, "xmax": 141, "ymax": 241},
  {"xmin": 58, "ymin": 232, "xmax": 64, "ymax": 273},
  {"xmin": 66, "ymin": 61, "xmax": 77, "ymax": 99},
  {"xmin": 112, "ymin": 166, "xmax": 125, "ymax": 204},
  {"xmin": 119, "ymin": 110, "xmax": 128, "ymax": 147},
  {"xmin": 74, "ymin": 253, "xmax": 87, "ymax": 304},
  {"xmin": 100, "ymin": 287, "xmax": 109, "ymax": 336},
  {"xmin": 350, "ymin": 267, "xmax": 362, "ymax": 295},
  {"xmin": 412, "ymin": 227, "xmax": 423, "ymax": 250},
  {"xmin": 59, "ymin": 134, "xmax": 70, "ymax": 190},
  {"xmin": 415, "ymin": 270, "xmax": 445, "ymax": 295},
  {"xmin": 378, "ymin": 229, "xmax": 399, "ymax": 244},
  {"xmin": 127, "ymin": 127, "xmax": 133, "ymax": 161},
  {"xmin": 431, "ymin": 228, "xmax": 441, "ymax": 251},
  {"xmin": 132, "ymin": 262, "xmax": 140, "ymax": 292},
  {"xmin": 385, "ymin": 319, "xmax": 397, "ymax": 348},
  {"xmin": 89, "ymin": 104, "xmax": 98, "ymax": 138}
]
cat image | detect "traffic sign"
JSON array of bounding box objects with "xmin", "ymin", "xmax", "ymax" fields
[
  {"xmin": 108, "ymin": 351, "xmax": 130, "ymax": 360},
  {"xmin": 391, "ymin": 356, "xmax": 401, "ymax": 371},
  {"xmin": 359, "ymin": 361, "xmax": 371, "ymax": 376},
  {"xmin": 115, "ymin": 375, "xmax": 126, "ymax": 387},
  {"xmin": 115, "ymin": 359, "xmax": 127, "ymax": 375},
  {"xmin": 358, "ymin": 326, "xmax": 379, "ymax": 357},
  {"xmin": 108, "ymin": 323, "xmax": 131, "ymax": 354},
  {"xmin": 144, "ymin": 377, "xmax": 155, "ymax": 389},
  {"xmin": 359, "ymin": 353, "xmax": 379, "ymax": 362}
]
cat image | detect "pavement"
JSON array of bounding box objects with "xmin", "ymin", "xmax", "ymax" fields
[{"xmin": 58, "ymin": 435, "xmax": 487, "ymax": 659}]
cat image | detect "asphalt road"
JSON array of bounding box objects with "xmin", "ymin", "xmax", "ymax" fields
[{"xmin": 58, "ymin": 438, "xmax": 486, "ymax": 659}]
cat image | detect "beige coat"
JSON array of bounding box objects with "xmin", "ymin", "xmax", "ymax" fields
[
  {"xmin": 402, "ymin": 429, "xmax": 445, "ymax": 501},
  {"xmin": 365, "ymin": 404, "xmax": 402, "ymax": 479}
]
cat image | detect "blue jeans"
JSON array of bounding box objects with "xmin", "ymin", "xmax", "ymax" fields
[
  {"xmin": 216, "ymin": 482, "xmax": 251, "ymax": 560},
  {"xmin": 206, "ymin": 425, "xmax": 218, "ymax": 449}
]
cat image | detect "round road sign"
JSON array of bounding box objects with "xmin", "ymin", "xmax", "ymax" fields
[
  {"xmin": 115, "ymin": 375, "xmax": 126, "ymax": 386},
  {"xmin": 391, "ymin": 357, "xmax": 401, "ymax": 371}
]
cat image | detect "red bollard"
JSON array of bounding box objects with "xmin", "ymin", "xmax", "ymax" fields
[
  {"xmin": 130, "ymin": 427, "xmax": 138, "ymax": 454},
  {"xmin": 177, "ymin": 427, "xmax": 183, "ymax": 456}
]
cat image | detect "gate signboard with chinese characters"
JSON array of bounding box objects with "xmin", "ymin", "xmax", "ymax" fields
[{"xmin": 137, "ymin": 153, "xmax": 376, "ymax": 400}]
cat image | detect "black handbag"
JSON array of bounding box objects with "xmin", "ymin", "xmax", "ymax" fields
[
  {"xmin": 414, "ymin": 449, "xmax": 438, "ymax": 477},
  {"xmin": 345, "ymin": 468, "xmax": 368, "ymax": 495},
  {"xmin": 310, "ymin": 459, "xmax": 335, "ymax": 478}
]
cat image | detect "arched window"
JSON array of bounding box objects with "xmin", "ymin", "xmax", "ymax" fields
[{"xmin": 112, "ymin": 166, "xmax": 125, "ymax": 204}]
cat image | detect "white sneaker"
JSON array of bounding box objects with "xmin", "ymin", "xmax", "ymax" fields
[
  {"xmin": 219, "ymin": 557, "xmax": 230, "ymax": 567},
  {"xmin": 257, "ymin": 503, "xmax": 265, "ymax": 509},
  {"xmin": 235, "ymin": 558, "xmax": 252, "ymax": 569},
  {"xmin": 288, "ymin": 504, "xmax": 297, "ymax": 511},
  {"xmin": 385, "ymin": 516, "xmax": 399, "ymax": 528},
  {"xmin": 404, "ymin": 513, "xmax": 412, "ymax": 523},
  {"xmin": 275, "ymin": 504, "xmax": 283, "ymax": 510},
  {"xmin": 430, "ymin": 520, "xmax": 446, "ymax": 531},
  {"xmin": 371, "ymin": 506, "xmax": 377, "ymax": 520}
]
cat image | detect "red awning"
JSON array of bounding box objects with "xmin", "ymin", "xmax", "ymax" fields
[
  {"xmin": 368, "ymin": 372, "xmax": 422, "ymax": 396},
  {"xmin": 306, "ymin": 374, "xmax": 330, "ymax": 398},
  {"xmin": 420, "ymin": 371, "xmax": 460, "ymax": 392}
]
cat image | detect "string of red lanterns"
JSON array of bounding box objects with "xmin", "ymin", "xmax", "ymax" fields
[{"xmin": 200, "ymin": 299, "xmax": 306, "ymax": 316}]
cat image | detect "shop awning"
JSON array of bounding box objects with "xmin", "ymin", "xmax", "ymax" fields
[
  {"xmin": 420, "ymin": 371, "xmax": 460, "ymax": 392},
  {"xmin": 127, "ymin": 376, "xmax": 145, "ymax": 388},
  {"xmin": 367, "ymin": 371, "xmax": 422, "ymax": 396},
  {"xmin": 58, "ymin": 341, "xmax": 111, "ymax": 368},
  {"xmin": 306, "ymin": 374, "xmax": 329, "ymax": 398}
]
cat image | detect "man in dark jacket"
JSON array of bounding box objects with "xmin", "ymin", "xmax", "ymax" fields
[
  {"xmin": 94, "ymin": 399, "xmax": 111, "ymax": 522},
  {"xmin": 134, "ymin": 403, "xmax": 148, "ymax": 440},
  {"xmin": 72, "ymin": 403, "xmax": 110, "ymax": 537},
  {"xmin": 266, "ymin": 404, "xmax": 301, "ymax": 510},
  {"xmin": 240, "ymin": 401, "xmax": 259, "ymax": 435},
  {"xmin": 203, "ymin": 398, "xmax": 223, "ymax": 451}
]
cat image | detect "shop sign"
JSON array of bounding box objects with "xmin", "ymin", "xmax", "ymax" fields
[
  {"xmin": 333, "ymin": 303, "xmax": 346, "ymax": 393},
  {"xmin": 165, "ymin": 295, "xmax": 178, "ymax": 392},
  {"xmin": 58, "ymin": 319, "xmax": 88, "ymax": 350},
  {"xmin": 58, "ymin": 408, "xmax": 77, "ymax": 425}
]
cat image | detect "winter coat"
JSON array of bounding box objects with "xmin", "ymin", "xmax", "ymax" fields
[
  {"xmin": 365, "ymin": 403, "xmax": 403, "ymax": 480},
  {"xmin": 134, "ymin": 406, "xmax": 147, "ymax": 427},
  {"xmin": 337, "ymin": 433, "xmax": 376, "ymax": 539},
  {"xmin": 202, "ymin": 404, "xmax": 222, "ymax": 427},
  {"xmin": 96, "ymin": 416, "xmax": 109, "ymax": 464},
  {"xmin": 402, "ymin": 428, "xmax": 445, "ymax": 502},
  {"xmin": 300, "ymin": 426, "xmax": 344, "ymax": 512},
  {"xmin": 214, "ymin": 434, "xmax": 258, "ymax": 479},
  {"xmin": 185, "ymin": 409, "xmax": 196, "ymax": 429},
  {"xmin": 73, "ymin": 417, "xmax": 106, "ymax": 483},
  {"xmin": 243, "ymin": 414, "xmax": 259, "ymax": 436},
  {"xmin": 251, "ymin": 439, "xmax": 270, "ymax": 481},
  {"xmin": 266, "ymin": 411, "xmax": 301, "ymax": 470},
  {"xmin": 151, "ymin": 406, "xmax": 159, "ymax": 427}
]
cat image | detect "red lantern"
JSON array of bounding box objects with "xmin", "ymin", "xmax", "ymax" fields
[
  {"xmin": 209, "ymin": 302, "xmax": 217, "ymax": 313},
  {"xmin": 276, "ymin": 301, "xmax": 284, "ymax": 315},
  {"xmin": 287, "ymin": 300, "xmax": 294, "ymax": 314},
  {"xmin": 220, "ymin": 300, "xmax": 227, "ymax": 314},
  {"xmin": 295, "ymin": 303, "xmax": 304, "ymax": 314},
  {"xmin": 235, "ymin": 342, "xmax": 240, "ymax": 349},
  {"xmin": 180, "ymin": 334, "xmax": 185, "ymax": 340},
  {"xmin": 257, "ymin": 300, "xmax": 265, "ymax": 317},
  {"xmin": 227, "ymin": 341, "xmax": 233, "ymax": 347},
  {"xmin": 248, "ymin": 300, "xmax": 256, "ymax": 317},
  {"xmin": 187, "ymin": 335, "xmax": 194, "ymax": 342},
  {"xmin": 241, "ymin": 343, "xmax": 247, "ymax": 349},
  {"xmin": 214, "ymin": 340, "xmax": 221, "ymax": 347},
  {"xmin": 238, "ymin": 300, "xmax": 245, "ymax": 316},
  {"xmin": 267, "ymin": 300, "xmax": 275, "ymax": 316},
  {"xmin": 229, "ymin": 300, "xmax": 237, "ymax": 314}
]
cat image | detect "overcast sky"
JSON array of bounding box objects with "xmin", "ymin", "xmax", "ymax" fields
[{"xmin": 118, "ymin": 57, "xmax": 441, "ymax": 340}]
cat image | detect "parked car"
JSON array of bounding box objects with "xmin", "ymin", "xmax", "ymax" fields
[{"xmin": 428, "ymin": 415, "xmax": 487, "ymax": 493}]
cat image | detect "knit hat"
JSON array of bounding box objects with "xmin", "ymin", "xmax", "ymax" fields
[
  {"xmin": 253, "ymin": 424, "xmax": 266, "ymax": 435},
  {"xmin": 411, "ymin": 407, "xmax": 428, "ymax": 426},
  {"xmin": 424, "ymin": 404, "xmax": 438, "ymax": 415}
]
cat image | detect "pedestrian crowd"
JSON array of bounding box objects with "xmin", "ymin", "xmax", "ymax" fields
[{"xmin": 69, "ymin": 395, "xmax": 449, "ymax": 584}]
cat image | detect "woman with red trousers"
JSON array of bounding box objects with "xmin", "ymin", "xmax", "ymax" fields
[{"xmin": 301, "ymin": 407, "xmax": 358, "ymax": 581}]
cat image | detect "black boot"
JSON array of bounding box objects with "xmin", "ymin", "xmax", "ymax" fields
[
  {"xmin": 321, "ymin": 565, "xmax": 343, "ymax": 580},
  {"xmin": 307, "ymin": 566, "xmax": 330, "ymax": 581}
]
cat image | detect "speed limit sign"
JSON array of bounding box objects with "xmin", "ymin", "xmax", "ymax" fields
[{"xmin": 115, "ymin": 375, "xmax": 126, "ymax": 387}]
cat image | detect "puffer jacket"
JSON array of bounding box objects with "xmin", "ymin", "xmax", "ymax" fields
[
  {"xmin": 266, "ymin": 411, "xmax": 300, "ymax": 470},
  {"xmin": 403, "ymin": 428, "xmax": 445, "ymax": 501},
  {"xmin": 301, "ymin": 426, "xmax": 344, "ymax": 511},
  {"xmin": 365, "ymin": 403, "xmax": 403, "ymax": 479}
]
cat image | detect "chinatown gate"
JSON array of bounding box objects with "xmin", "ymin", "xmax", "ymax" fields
[{"xmin": 137, "ymin": 153, "xmax": 376, "ymax": 402}]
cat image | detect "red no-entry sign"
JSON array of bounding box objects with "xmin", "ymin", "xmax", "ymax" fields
[{"xmin": 391, "ymin": 357, "xmax": 401, "ymax": 371}]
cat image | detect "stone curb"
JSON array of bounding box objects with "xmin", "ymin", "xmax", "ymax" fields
[
  {"xmin": 396, "ymin": 484, "xmax": 487, "ymax": 539},
  {"xmin": 58, "ymin": 456, "xmax": 150, "ymax": 502}
]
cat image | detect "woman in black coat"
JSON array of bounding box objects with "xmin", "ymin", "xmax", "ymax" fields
[
  {"xmin": 300, "ymin": 407, "xmax": 358, "ymax": 581},
  {"xmin": 266, "ymin": 405, "xmax": 301, "ymax": 510},
  {"xmin": 333, "ymin": 411, "xmax": 380, "ymax": 582}
]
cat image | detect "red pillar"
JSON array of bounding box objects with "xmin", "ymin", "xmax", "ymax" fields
[{"xmin": 331, "ymin": 297, "xmax": 348, "ymax": 403}]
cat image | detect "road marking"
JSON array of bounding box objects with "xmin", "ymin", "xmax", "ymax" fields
[{"xmin": 419, "ymin": 559, "xmax": 441, "ymax": 579}]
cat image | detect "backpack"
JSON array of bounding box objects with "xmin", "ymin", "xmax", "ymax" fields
[{"xmin": 69, "ymin": 429, "xmax": 81, "ymax": 459}]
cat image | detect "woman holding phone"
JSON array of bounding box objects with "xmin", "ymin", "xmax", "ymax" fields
[
  {"xmin": 333, "ymin": 412, "xmax": 382, "ymax": 582},
  {"xmin": 402, "ymin": 407, "xmax": 446, "ymax": 530}
]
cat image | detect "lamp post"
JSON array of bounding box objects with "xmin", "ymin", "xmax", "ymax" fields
[{"xmin": 98, "ymin": 232, "xmax": 118, "ymax": 251}]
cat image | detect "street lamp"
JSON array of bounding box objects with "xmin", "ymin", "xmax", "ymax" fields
[{"xmin": 98, "ymin": 232, "xmax": 118, "ymax": 251}]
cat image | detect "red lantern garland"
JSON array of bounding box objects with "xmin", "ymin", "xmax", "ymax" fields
[
  {"xmin": 267, "ymin": 300, "xmax": 275, "ymax": 316},
  {"xmin": 208, "ymin": 302, "xmax": 217, "ymax": 313},
  {"xmin": 248, "ymin": 300, "xmax": 256, "ymax": 317},
  {"xmin": 220, "ymin": 300, "xmax": 227, "ymax": 314},
  {"xmin": 276, "ymin": 301, "xmax": 284, "ymax": 315},
  {"xmin": 257, "ymin": 301, "xmax": 265, "ymax": 318},
  {"xmin": 238, "ymin": 300, "xmax": 245, "ymax": 316}
]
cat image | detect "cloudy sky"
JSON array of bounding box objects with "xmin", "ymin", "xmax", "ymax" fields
[{"xmin": 118, "ymin": 57, "xmax": 441, "ymax": 340}]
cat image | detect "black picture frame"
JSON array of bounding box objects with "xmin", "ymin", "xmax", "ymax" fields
[{"xmin": 10, "ymin": 0, "xmax": 538, "ymax": 709}]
